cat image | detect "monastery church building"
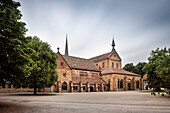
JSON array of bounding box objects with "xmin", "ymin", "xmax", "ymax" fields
[{"xmin": 55, "ymin": 37, "xmax": 143, "ymax": 93}]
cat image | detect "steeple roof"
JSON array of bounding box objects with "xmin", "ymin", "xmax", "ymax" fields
[
  {"xmin": 112, "ymin": 38, "xmax": 115, "ymax": 52},
  {"xmin": 65, "ymin": 34, "xmax": 69, "ymax": 56}
]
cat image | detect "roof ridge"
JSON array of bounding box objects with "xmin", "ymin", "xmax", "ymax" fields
[
  {"xmin": 63, "ymin": 55, "xmax": 89, "ymax": 60},
  {"xmin": 89, "ymin": 52, "xmax": 112, "ymax": 60}
]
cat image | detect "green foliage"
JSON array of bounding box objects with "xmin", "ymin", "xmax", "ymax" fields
[
  {"xmin": 143, "ymin": 47, "xmax": 170, "ymax": 89},
  {"xmin": 0, "ymin": 0, "xmax": 29, "ymax": 84},
  {"xmin": 0, "ymin": 0, "xmax": 58, "ymax": 94},
  {"xmin": 123, "ymin": 63, "xmax": 135, "ymax": 72},
  {"xmin": 23, "ymin": 36, "xmax": 58, "ymax": 94},
  {"xmin": 133, "ymin": 62, "xmax": 147, "ymax": 77},
  {"xmin": 123, "ymin": 62, "xmax": 146, "ymax": 77}
]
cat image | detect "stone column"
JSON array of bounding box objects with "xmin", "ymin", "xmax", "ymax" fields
[
  {"xmin": 140, "ymin": 78, "xmax": 143, "ymax": 90},
  {"xmin": 57, "ymin": 81, "xmax": 61, "ymax": 93},
  {"xmin": 100, "ymin": 83, "xmax": 104, "ymax": 92},
  {"xmin": 113, "ymin": 77, "xmax": 118, "ymax": 91},
  {"xmin": 94, "ymin": 83, "xmax": 98, "ymax": 92},
  {"xmin": 123, "ymin": 76, "xmax": 127, "ymax": 91},
  {"xmin": 86, "ymin": 82, "xmax": 90, "ymax": 92},
  {"xmin": 132, "ymin": 77, "xmax": 136, "ymax": 90},
  {"xmin": 70, "ymin": 81, "xmax": 73, "ymax": 92},
  {"xmin": 79, "ymin": 82, "xmax": 83, "ymax": 92},
  {"xmin": 109, "ymin": 78, "xmax": 114, "ymax": 91}
]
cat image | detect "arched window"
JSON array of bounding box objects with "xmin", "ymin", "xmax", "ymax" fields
[
  {"xmin": 120, "ymin": 79, "xmax": 123, "ymax": 88},
  {"xmin": 112, "ymin": 62, "xmax": 114, "ymax": 68},
  {"xmin": 102, "ymin": 62, "xmax": 105, "ymax": 68},
  {"xmin": 116, "ymin": 63, "xmax": 118, "ymax": 69},
  {"xmin": 62, "ymin": 82, "xmax": 67, "ymax": 90}
]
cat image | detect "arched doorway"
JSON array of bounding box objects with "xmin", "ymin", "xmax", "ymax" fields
[
  {"xmin": 90, "ymin": 86, "xmax": 93, "ymax": 92},
  {"xmin": 62, "ymin": 82, "xmax": 67, "ymax": 91},
  {"xmin": 128, "ymin": 83, "xmax": 131, "ymax": 90}
]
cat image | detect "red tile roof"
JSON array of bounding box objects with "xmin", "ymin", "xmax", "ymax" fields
[
  {"xmin": 143, "ymin": 74, "xmax": 147, "ymax": 80},
  {"xmin": 72, "ymin": 77, "xmax": 107, "ymax": 85},
  {"xmin": 62, "ymin": 55, "xmax": 100, "ymax": 71},
  {"xmin": 89, "ymin": 52, "xmax": 112, "ymax": 62},
  {"xmin": 101, "ymin": 68, "xmax": 141, "ymax": 76}
]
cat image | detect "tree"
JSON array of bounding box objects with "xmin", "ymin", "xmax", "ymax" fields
[
  {"xmin": 133, "ymin": 62, "xmax": 146, "ymax": 77},
  {"xmin": 123, "ymin": 62, "xmax": 146, "ymax": 77},
  {"xmin": 0, "ymin": 0, "xmax": 29, "ymax": 85},
  {"xmin": 123, "ymin": 63, "xmax": 135, "ymax": 72},
  {"xmin": 143, "ymin": 47, "xmax": 170, "ymax": 91},
  {"xmin": 23, "ymin": 36, "xmax": 58, "ymax": 94}
]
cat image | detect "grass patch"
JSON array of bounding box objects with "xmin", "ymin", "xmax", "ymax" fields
[
  {"xmin": 12, "ymin": 94, "xmax": 57, "ymax": 96},
  {"xmin": 139, "ymin": 91, "xmax": 166, "ymax": 93}
]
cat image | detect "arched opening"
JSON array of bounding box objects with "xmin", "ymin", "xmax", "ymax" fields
[
  {"xmin": 62, "ymin": 82, "xmax": 67, "ymax": 91},
  {"xmin": 120, "ymin": 79, "xmax": 123, "ymax": 88},
  {"xmin": 128, "ymin": 83, "xmax": 131, "ymax": 90},
  {"xmin": 90, "ymin": 86, "xmax": 93, "ymax": 92},
  {"xmin": 136, "ymin": 81, "xmax": 139, "ymax": 89},
  {"xmin": 117, "ymin": 79, "xmax": 119, "ymax": 89}
]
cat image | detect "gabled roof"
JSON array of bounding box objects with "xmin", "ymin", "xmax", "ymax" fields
[
  {"xmin": 62, "ymin": 55, "xmax": 100, "ymax": 72},
  {"xmin": 89, "ymin": 50, "xmax": 121, "ymax": 62},
  {"xmin": 101, "ymin": 68, "xmax": 141, "ymax": 76},
  {"xmin": 72, "ymin": 77, "xmax": 107, "ymax": 84},
  {"xmin": 89, "ymin": 52, "xmax": 112, "ymax": 62}
]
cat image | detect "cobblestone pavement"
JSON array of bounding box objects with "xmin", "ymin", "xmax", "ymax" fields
[{"xmin": 0, "ymin": 91, "xmax": 170, "ymax": 113}]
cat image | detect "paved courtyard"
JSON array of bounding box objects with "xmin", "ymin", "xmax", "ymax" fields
[{"xmin": 0, "ymin": 91, "xmax": 170, "ymax": 113}]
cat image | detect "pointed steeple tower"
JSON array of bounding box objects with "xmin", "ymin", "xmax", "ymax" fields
[
  {"xmin": 65, "ymin": 34, "xmax": 69, "ymax": 56},
  {"xmin": 111, "ymin": 35, "xmax": 115, "ymax": 52}
]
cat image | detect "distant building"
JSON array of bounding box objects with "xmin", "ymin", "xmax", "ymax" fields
[{"xmin": 143, "ymin": 74, "xmax": 148, "ymax": 90}]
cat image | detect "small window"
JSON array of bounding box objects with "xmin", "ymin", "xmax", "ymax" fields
[
  {"xmin": 91, "ymin": 73, "xmax": 98, "ymax": 77},
  {"xmin": 61, "ymin": 62, "xmax": 63, "ymax": 66},
  {"xmin": 114, "ymin": 55, "xmax": 116, "ymax": 57},
  {"xmin": 63, "ymin": 73, "xmax": 66, "ymax": 77},
  {"xmin": 102, "ymin": 62, "xmax": 105, "ymax": 68},
  {"xmin": 96, "ymin": 64, "xmax": 98, "ymax": 67},
  {"xmin": 112, "ymin": 62, "xmax": 114, "ymax": 68},
  {"xmin": 116, "ymin": 63, "xmax": 118, "ymax": 69},
  {"xmin": 80, "ymin": 72, "xmax": 88, "ymax": 76}
]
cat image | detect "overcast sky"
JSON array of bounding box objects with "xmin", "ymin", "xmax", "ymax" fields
[{"xmin": 17, "ymin": 0, "xmax": 170, "ymax": 66}]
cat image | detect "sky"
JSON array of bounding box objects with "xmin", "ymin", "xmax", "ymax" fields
[{"xmin": 16, "ymin": 0, "xmax": 170, "ymax": 66}]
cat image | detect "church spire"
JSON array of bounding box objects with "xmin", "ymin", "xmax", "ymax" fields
[
  {"xmin": 111, "ymin": 34, "xmax": 115, "ymax": 52},
  {"xmin": 65, "ymin": 34, "xmax": 69, "ymax": 56}
]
